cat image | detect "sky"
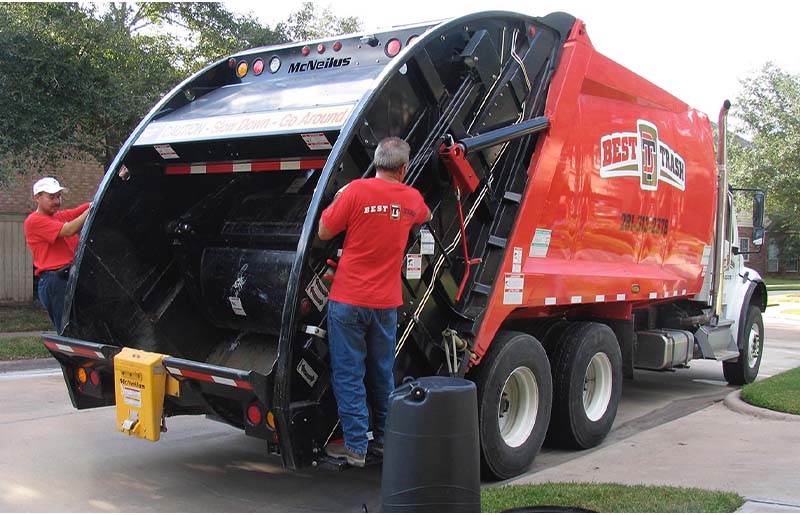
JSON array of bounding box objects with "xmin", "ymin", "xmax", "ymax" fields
[{"xmin": 226, "ymin": 0, "xmax": 800, "ymax": 121}]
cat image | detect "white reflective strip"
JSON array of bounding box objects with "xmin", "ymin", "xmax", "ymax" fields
[
  {"xmin": 232, "ymin": 162, "xmax": 252, "ymax": 172},
  {"xmin": 95, "ymin": 351, "xmax": 104, "ymax": 359},
  {"xmin": 571, "ymin": 296, "xmax": 582, "ymax": 304},
  {"xmin": 545, "ymin": 297, "xmax": 557, "ymax": 305},
  {"xmin": 649, "ymin": 292, "xmax": 658, "ymax": 299},
  {"xmin": 595, "ymin": 295, "xmax": 605, "ymax": 302},
  {"xmin": 56, "ymin": 343, "xmax": 73, "ymax": 353},
  {"xmin": 212, "ymin": 376, "xmax": 237, "ymax": 387},
  {"xmin": 190, "ymin": 164, "xmax": 206, "ymax": 174},
  {"xmin": 673, "ymin": 290, "xmax": 678, "ymax": 297},
  {"xmin": 664, "ymin": 291, "xmax": 671, "ymax": 297},
  {"xmin": 682, "ymin": 289, "xmax": 687, "ymax": 295},
  {"xmin": 166, "ymin": 366, "xmax": 182, "ymax": 376},
  {"xmin": 280, "ymin": 160, "xmax": 301, "ymax": 170},
  {"xmin": 616, "ymin": 294, "xmax": 626, "ymax": 301}
]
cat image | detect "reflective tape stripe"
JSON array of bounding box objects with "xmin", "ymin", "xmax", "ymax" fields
[
  {"xmin": 166, "ymin": 158, "xmax": 327, "ymax": 175},
  {"xmin": 595, "ymin": 295, "xmax": 605, "ymax": 302},
  {"xmin": 649, "ymin": 292, "xmax": 658, "ymax": 299},
  {"xmin": 165, "ymin": 366, "xmax": 252, "ymax": 390},
  {"xmin": 570, "ymin": 296, "xmax": 582, "ymax": 304},
  {"xmin": 44, "ymin": 341, "xmax": 103, "ymax": 359}
]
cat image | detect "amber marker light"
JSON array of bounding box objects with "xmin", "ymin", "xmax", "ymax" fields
[{"xmin": 236, "ymin": 60, "xmax": 248, "ymax": 77}]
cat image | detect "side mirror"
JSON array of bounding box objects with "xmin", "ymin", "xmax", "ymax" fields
[{"xmin": 752, "ymin": 192, "xmax": 765, "ymax": 239}]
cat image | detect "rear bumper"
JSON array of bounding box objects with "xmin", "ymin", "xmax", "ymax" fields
[{"xmin": 42, "ymin": 333, "xmax": 278, "ymax": 447}]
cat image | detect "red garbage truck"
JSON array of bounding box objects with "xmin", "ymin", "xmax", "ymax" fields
[{"xmin": 44, "ymin": 10, "xmax": 766, "ymax": 479}]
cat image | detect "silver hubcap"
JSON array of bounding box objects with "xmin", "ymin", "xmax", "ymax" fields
[
  {"xmin": 747, "ymin": 323, "xmax": 761, "ymax": 368},
  {"xmin": 583, "ymin": 352, "xmax": 613, "ymax": 422},
  {"xmin": 498, "ymin": 366, "xmax": 539, "ymax": 448}
]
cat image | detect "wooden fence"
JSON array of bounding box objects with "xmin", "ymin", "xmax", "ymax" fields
[{"xmin": 0, "ymin": 214, "xmax": 33, "ymax": 304}]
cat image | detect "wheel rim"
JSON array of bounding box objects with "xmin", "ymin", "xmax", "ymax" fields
[
  {"xmin": 498, "ymin": 366, "xmax": 539, "ymax": 448},
  {"xmin": 583, "ymin": 352, "xmax": 613, "ymax": 422},
  {"xmin": 747, "ymin": 322, "xmax": 761, "ymax": 368}
]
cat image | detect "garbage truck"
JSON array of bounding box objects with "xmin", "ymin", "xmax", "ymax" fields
[{"xmin": 44, "ymin": 10, "xmax": 767, "ymax": 480}]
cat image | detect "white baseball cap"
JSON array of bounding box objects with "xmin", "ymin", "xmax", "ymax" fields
[{"xmin": 33, "ymin": 177, "xmax": 67, "ymax": 196}]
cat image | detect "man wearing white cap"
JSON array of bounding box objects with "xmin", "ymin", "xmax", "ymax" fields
[{"xmin": 24, "ymin": 177, "xmax": 91, "ymax": 331}]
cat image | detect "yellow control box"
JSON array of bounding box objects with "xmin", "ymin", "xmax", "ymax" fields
[{"xmin": 114, "ymin": 347, "xmax": 169, "ymax": 442}]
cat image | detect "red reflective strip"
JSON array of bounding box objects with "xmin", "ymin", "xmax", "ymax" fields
[
  {"xmin": 206, "ymin": 162, "xmax": 233, "ymax": 174},
  {"xmin": 234, "ymin": 380, "xmax": 254, "ymax": 390},
  {"xmin": 250, "ymin": 160, "xmax": 282, "ymax": 172},
  {"xmin": 300, "ymin": 158, "xmax": 327, "ymax": 169},
  {"xmin": 43, "ymin": 341, "xmax": 58, "ymax": 350},
  {"xmin": 174, "ymin": 368, "xmax": 252, "ymax": 390},
  {"xmin": 166, "ymin": 164, "xmax": 191, "ymax": 175}
]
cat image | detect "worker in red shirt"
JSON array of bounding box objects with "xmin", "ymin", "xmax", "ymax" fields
[
  {"xmin": 24, "ymin": 177, "xmax": 91, "ymax": 332},
  {"xmin": 318, "ymin": 137, "xmax": 432, "ymax": 467}
]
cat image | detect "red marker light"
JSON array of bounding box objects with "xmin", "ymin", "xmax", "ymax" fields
[
  {"xmin": 332, "ymin": 41, "xmax": 342, "ymax": 52},
  {"xmin": 385, "ymin": 38, "xmax": 402, "ymax": 58},
  {"xmin": 300, "ymin": 298, "xmax": 313, "ymax": 316},
  {"xmin": 302, "ymin": 46, "xmax": 310, "ymax": 56},
  {"xmin": 407, "ymin": 35, "xmax": 418, "ymax": 46},
  {"xmin": 247, "ymin": 404, "xmax": 263, "ymax": 425},
  {"xmin": 317, "ymin": 43, "xmax": 326, "ymax": 54},
  {"xmin": 228, "ymin": 58, "xmax": 236, "ymax": 68},
  {"xmin": 252, "ymin": 58, "xmax": 264, "ymax": 75},
  {"xmin": 90, "ymin": 370, "xmax": 100, "ymax": 386},
  {"xmin": 529, "ymin": 26, "xmax": 537, "ymax": 36}
]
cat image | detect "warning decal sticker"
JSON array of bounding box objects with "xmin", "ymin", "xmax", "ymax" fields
[{"xmin": 503, "ymin": 273, "xmax": 524, "ymax": 305}]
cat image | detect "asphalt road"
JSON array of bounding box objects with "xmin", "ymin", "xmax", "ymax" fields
[{"xmin": 1, "ymin": 314, "xmax": 797, "ymax": 512}]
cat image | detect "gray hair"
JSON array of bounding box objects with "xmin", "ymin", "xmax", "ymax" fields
[{"xmin": 374, "ymin": 137, "xmax": 410, "ymax": 173}]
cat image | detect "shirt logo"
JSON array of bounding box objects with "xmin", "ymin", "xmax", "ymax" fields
[
  {"xmin": 600, "ymin": 119, "xmax": 685, "ymax": 191},
  {"xmin": 390, "ymin": 204, "xmax": 401, "ymax": 220}
]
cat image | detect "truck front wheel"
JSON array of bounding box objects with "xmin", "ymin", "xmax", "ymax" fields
[
  {"xmin": 547, "ymin": 322, "xmax": 622, "ymax": 449},
  {"xmin": 472, "ymin": 331, "xmax": 552, "ymax": 480},
  {"xmin": 723, "ymin": 305, "xmax": 764, "ymax": 385}
]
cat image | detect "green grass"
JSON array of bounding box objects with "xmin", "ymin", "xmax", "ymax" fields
[
  {"xmin": 0, "ymin": 335, "xmax": 51, "ymax": 360},
  {"xmin": 481, "ymin": 483, "xmax": 743, "ymax": 513},
  {"xmin": 764, "ymin": 277, "xmax": 800, "ymax": 286},
  {"xmin": 0, "ymin": 304, "xmax": 52, "ymax": 332},
  {"xmin": 742, "ymin": 367, "xmax": 800, "ymax": 415}
]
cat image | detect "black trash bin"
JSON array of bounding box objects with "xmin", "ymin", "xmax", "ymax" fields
[{"xmin": 380, "ymin": 376, "xmax": 480, "ymax": 512}]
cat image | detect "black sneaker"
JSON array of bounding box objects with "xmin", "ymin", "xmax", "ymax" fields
[{"xmin": 325, "ymin": 442, "xmax": 366, "ymax": 467}]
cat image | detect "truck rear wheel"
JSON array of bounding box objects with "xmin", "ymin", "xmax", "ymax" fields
[
  {"xmin": 472, "ymin": 331, "xmax": 552, "ymax": 480},
  {"xmin": 723, "ymin": 305, "xmax": 764, "ymax": 385},
  {"xmin": 547, "ymin": 322, "xmax": 621, "ymax": 449}
]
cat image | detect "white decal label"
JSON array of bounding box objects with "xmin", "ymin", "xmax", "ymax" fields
[
  {"xmin": 406, "ymin": 254, "xmax": 422, "ymax": 280},
  {"xmin": 420, "ymin": 229, "xmax": 435, "ymax": 255},
  {"xmin": 301, "ymin": 132, "xmax": 333, "ymax": 150},
  {"xmin": 228, "ymin": 296, "xmax": 247, "ymax": 316},
  {"xmin": 122, "ymin": 386, "xmax": 142, "ymax": 408},
  {"xmin": 701, "ymin": 245, "xmax": 712, "ymax": 276},
  {"xmin": 296, "ymin": 359, "xmax": 319, "ymax": 387},
  {"xmin": 503, "ymin": 273, "xmax": 524, "ymax": 305},
  {"xmin": 305, "ymin": 275, "xmax": 329, "ymax": 311},
  {"xmin": 512, "ymin": 247, "xmax": 523, "ymax": 273},
  {"xmin": 154, "ymin": 144, "xmax": 179, "ymax": 159},
  {"xmin": 530, "ymin": 229, "xmax": 552, "ymax": 258}
]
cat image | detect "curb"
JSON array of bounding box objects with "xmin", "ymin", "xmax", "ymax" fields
[
  {"xmin": 0, "ymin": 357, "xmax": 59, "ymax": 374},
  {"xmin": 723, "ymin": 390, "xmax": 800, "ymax": 422}
]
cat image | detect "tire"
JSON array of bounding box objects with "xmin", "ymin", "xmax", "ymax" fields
[
  {"xmin": 472, "ymin": 331, "xmax": 552, "ymax": 480},
  {"xmin": 547, "ymin": 322, "xmax": 622, "ymax": 449},
  {"xmin": 723, "ymin": 305, "xmax": 764, "ymax": 385}
]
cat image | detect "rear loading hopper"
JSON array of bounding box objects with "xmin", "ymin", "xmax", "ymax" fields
[{"xmin": 49, "ymin": 11, "xmax": 575, "ymax": 471}]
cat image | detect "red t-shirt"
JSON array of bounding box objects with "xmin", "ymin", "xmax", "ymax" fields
[
  {"xmin": 322, "ymin": 178, "xmax": 429, "ymax": 308},
  {"xmin": 24, "ymin": 203, "xmax": 90, "ymax": 276}
]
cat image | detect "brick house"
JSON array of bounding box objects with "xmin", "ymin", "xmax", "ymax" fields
[{"xmin": 0, "ymin": 157, "xmax": 104, "ymax": 304}]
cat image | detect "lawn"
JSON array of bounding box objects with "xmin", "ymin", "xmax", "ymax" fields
[
  {"xmin": 481, "ymin": 483, "xmax": 743, "ymax": 513},
  {"xmin": 0, "ymin": 304, "xmax": 52, "ymax": 332},
  {"xmin": 742, "ymin": 367, "xmax": 800, "ymax": 415},
  {"xmin": 0, "ymin": 335, "xmax": 51, "ymax": 360}
]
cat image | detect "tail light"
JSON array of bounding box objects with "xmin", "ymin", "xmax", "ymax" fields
[{"xmin": 246, "ymin": 403, "xmax": 263, "ymax": 426}]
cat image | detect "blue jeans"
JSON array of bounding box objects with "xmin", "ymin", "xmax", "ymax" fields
[
  {"xmin": 38, "ymin": 270, "xmax": 68, "ymax": 332},
  {"xmin": 327, "ymin": 300, "xmax": 397, "ymax": 455}
]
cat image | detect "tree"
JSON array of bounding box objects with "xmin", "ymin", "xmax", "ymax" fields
[
  {"xmin": 276, "ymin": 1, "xmax": 361, "ymax": 41},
  {"xmin": 0, "ymin": 2, "xmax": 361, "ymax": 184},
  {"xmin": 729, "ymin": 63, "xmax": 800, "ymax": 265}
]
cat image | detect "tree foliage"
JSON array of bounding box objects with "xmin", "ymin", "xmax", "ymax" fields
[
  {"xmin": 0, "ymin": 2, "xmax": 361, "ymax": 183},
  {"xmin": 729, "ymin": 63, "xmax": 800, "ymax": 260}
]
